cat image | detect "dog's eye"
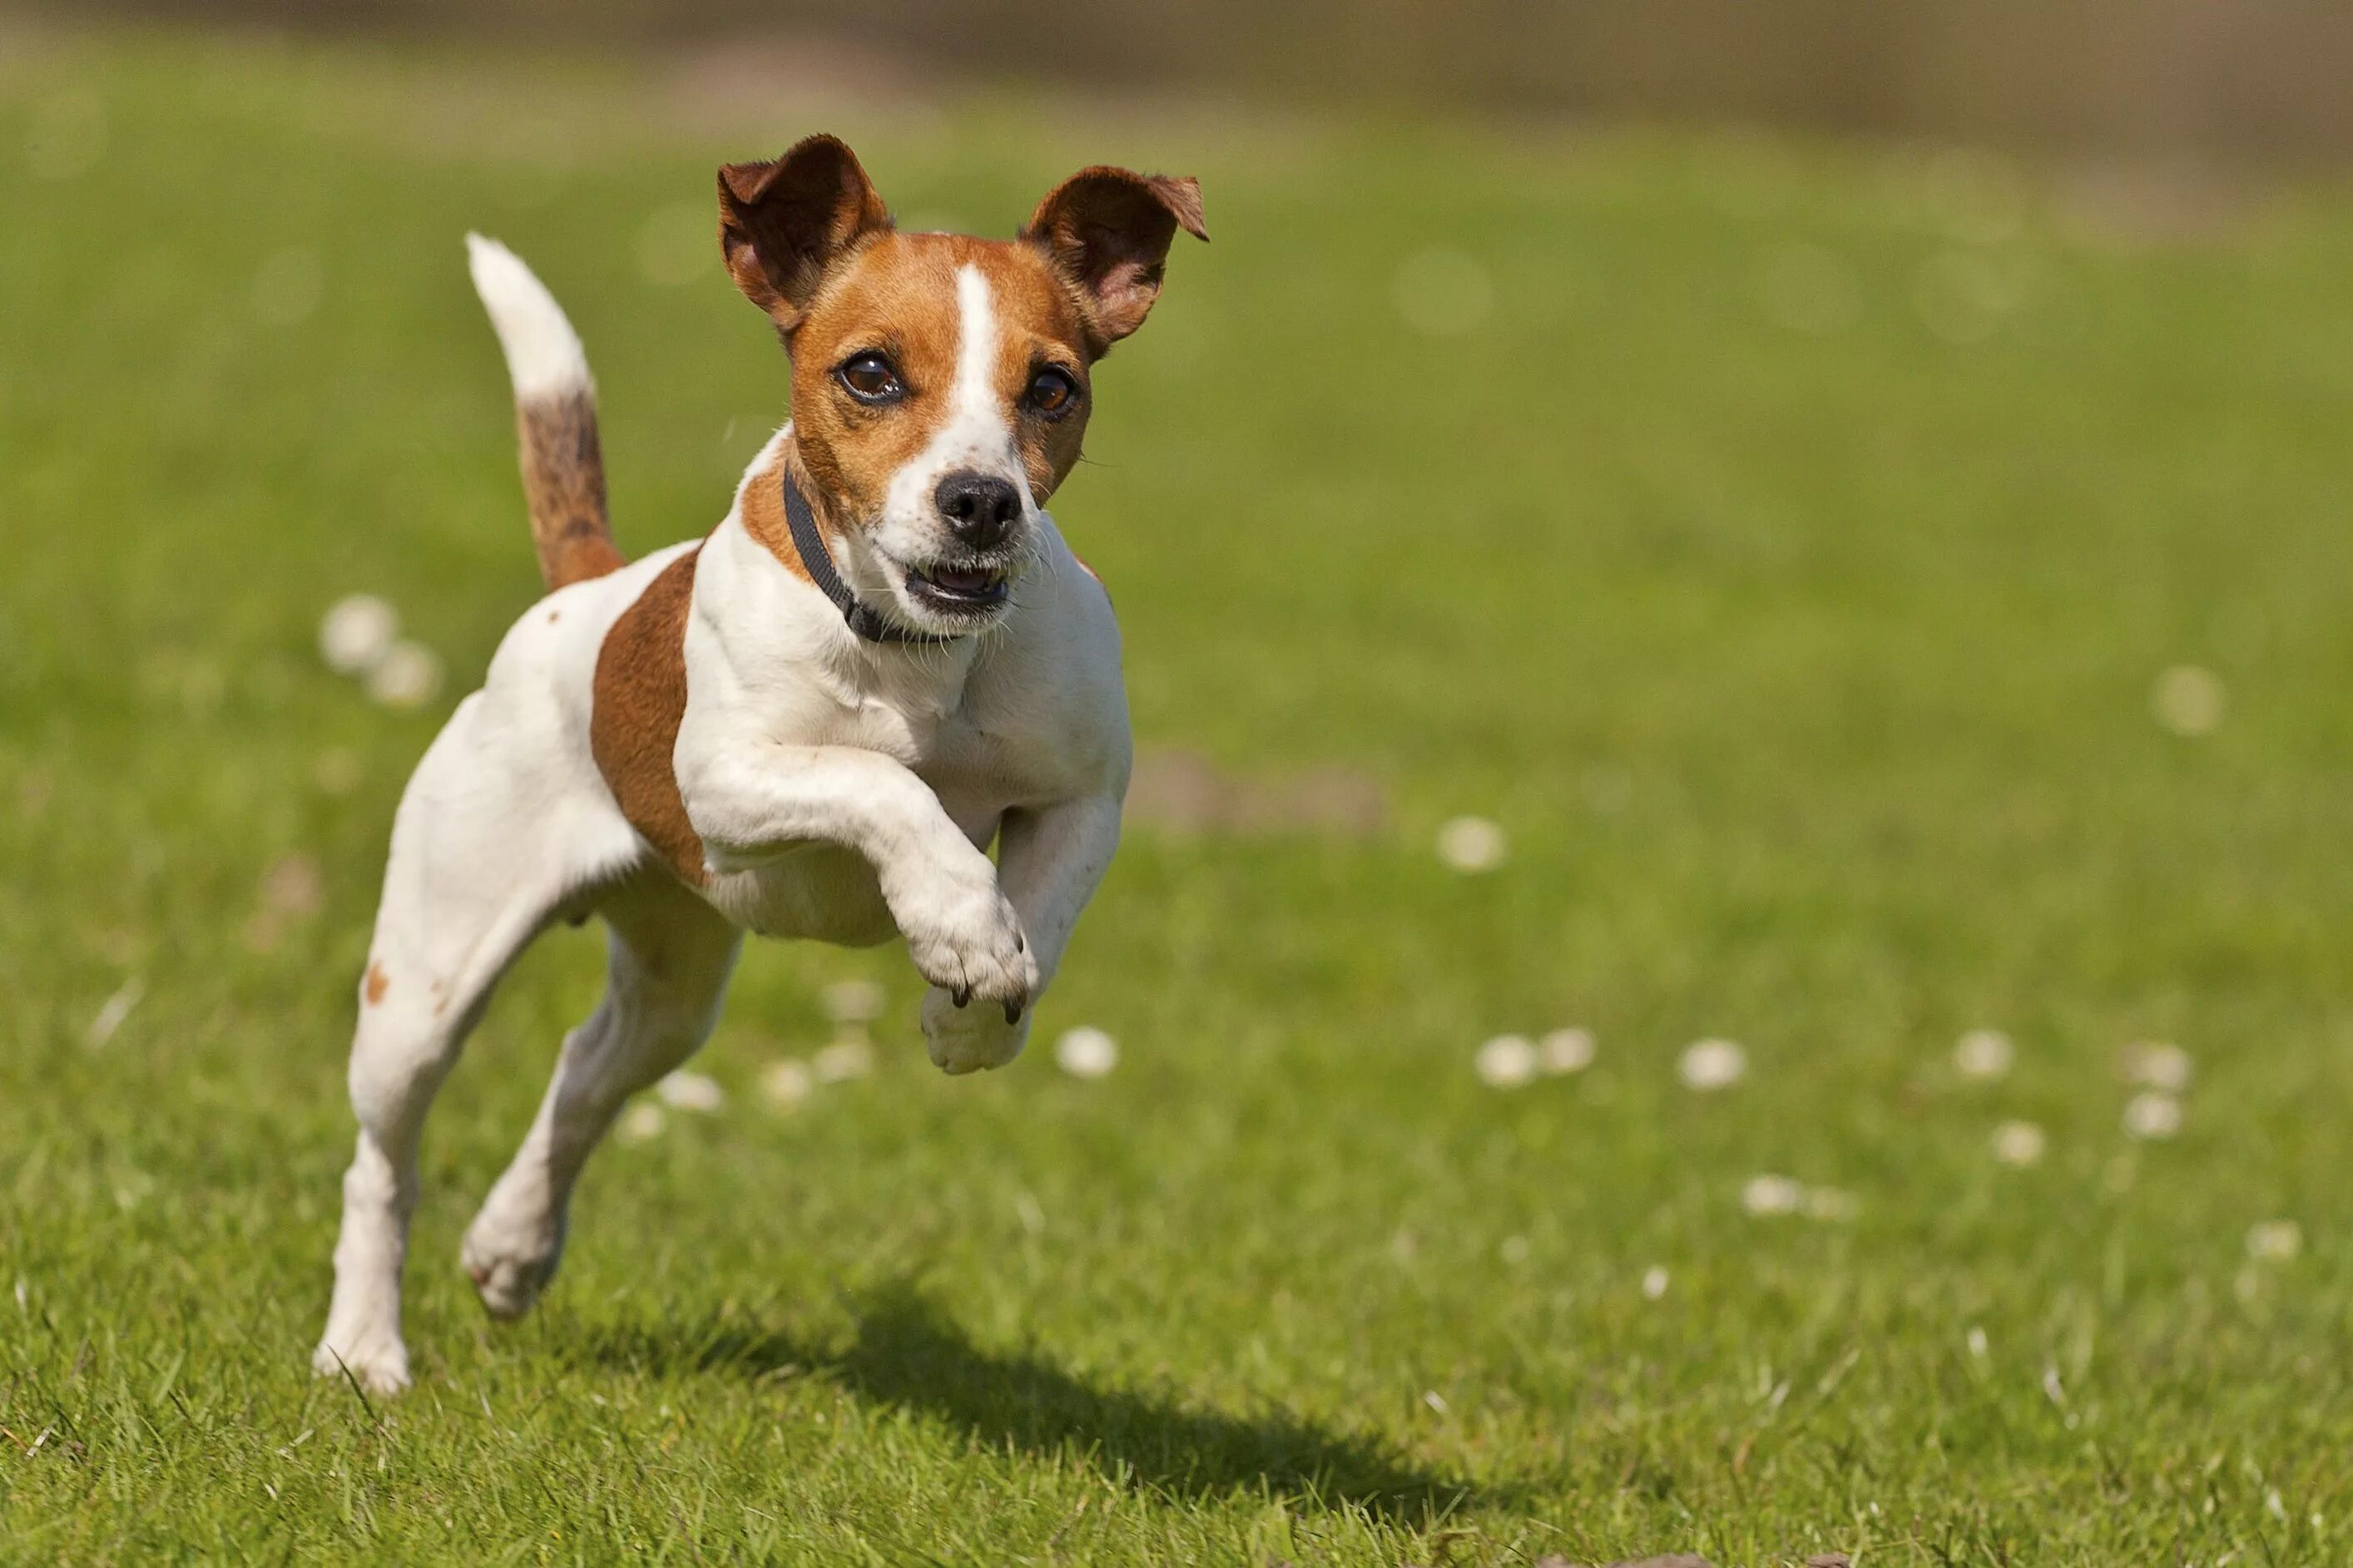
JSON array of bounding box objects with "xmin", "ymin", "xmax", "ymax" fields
[
  {"xmin": 1028, "ymin": 367, "xmax": 1080, "ymax": 419},
  {"xmin": 837, "ymin": 353, "xmax": 904, "ymax": 404}
]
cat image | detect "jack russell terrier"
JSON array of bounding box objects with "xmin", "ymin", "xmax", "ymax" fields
[{"xmin": 314, "ymin": 135, "xmax": 1205, "ymax": 1394}]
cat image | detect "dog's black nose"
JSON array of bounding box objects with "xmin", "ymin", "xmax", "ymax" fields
[{"xmin": 934, "ymin": 471, "xmax": 1022, "ymax": 551}]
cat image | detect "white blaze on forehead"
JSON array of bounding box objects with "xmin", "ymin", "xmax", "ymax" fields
[{"xmin": 949, "ymin": 264, "xmax": 1003, "ymax": 446}]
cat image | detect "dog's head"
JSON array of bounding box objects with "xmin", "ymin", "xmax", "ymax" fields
[{"xmin": 718, "ymin": 135, "xmax": 1206, "ymax": 636}]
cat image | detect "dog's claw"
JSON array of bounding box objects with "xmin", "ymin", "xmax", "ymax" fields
[
  {"xmin": 1015, "ymin": 933, "xmax": 1025, "ymax": 953},
  {"xmin": 953, "ymin": 985, "xmax": 973, "ymax": 1007},
  {"xmin": 1004, "ymin": 1001, "xmax": 1022, "ymax": 1026}
]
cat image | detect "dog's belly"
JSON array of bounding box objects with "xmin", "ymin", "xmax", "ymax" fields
[{"xmin": 703, "ymin": 791, "xmax": 1007, "ymax": 947}]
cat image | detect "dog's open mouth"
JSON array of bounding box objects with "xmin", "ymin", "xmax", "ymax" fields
[{"xmin": 906, "ymin": 562, "xmax": 1011, "ymax": 614}]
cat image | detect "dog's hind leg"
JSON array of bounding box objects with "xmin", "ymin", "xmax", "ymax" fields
[
  {"xmin": 460, "ymin": 873, "xmax": 740, "ymax": 1321},
  {"xmin": 312, "ymin": 702, "xmax": 592, "ymax": 1396}
]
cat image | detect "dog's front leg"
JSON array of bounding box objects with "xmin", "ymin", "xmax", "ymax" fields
[
  {"xmin": 919, "ymin": 794, "xmax": 1122, "ymax": 1074},
  {"xmin": 681, "ymin": 741, "xmax": 1038, "ymax": 1025}
]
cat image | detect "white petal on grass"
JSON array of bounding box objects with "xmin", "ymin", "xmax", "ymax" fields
[
  {"xmin": 1053, "ymin": 1026, "xmax": 1119, "ymax": 1080},
  {"xmin": 86, "ymin": 977, "xmax": 145, "ymax": 1049},
  {"xmin": 1434, "ymin": 814, "xmax": 1508, "ymax": 873},
  {"xmin": 656, "ymin": 1071, "xmax": 725, "ymax": 1113},
  {"xmin": 1539, "ymin": 1027, "xmax": 1596, "ymax": 1075},
  {"xmin": 1966, "ymin": 1325, "xmax": 1990, "ymax": 1359},
  {"xmin": 616, "ymin": 1102, "xmax": 667, "ymax": 1144},
  {"xmin": 366, "ymin": 641, "xmax": 443, "ymax": 709},
  {"xmin": 2151, "ymin": 665, "xmax": 2226, "ymax": 737},
  {"xmin": 2246, "ymin": 1219, "xmax": 2303, "ymax": 1264},
  {"xmin": 1990, "ymin": 1120, "xmax": 2048, "ymax": 1167},
  {"xmin": 1953, "ymin": 1028, "xmax": 2014, "ymax": 1081},
  {"xmin": 1474, "ymin": 1033, "xmax": 1538, "ymax": 1089},
  {"xmin": 759, "ymin": 1059, "xmax": 814, "ymax": 1110},
  {"xmin": 812, "ymin": 1039, "xmax": 874, "ymax": 1083},
  {"xmin": 821, "ymin": 978, "xmax": 887, "ymax": 1026},
  {"xmin": 2121, "ymin": 1041, "xmax": 2193, "ymax": 1092},
  {"xmin": 1641, "ymin": 1265, "xmax": 1670, "ymax": 1300},
  {"xmin": 319, "ymin": 594, "xmax": 399, "ymax": 675},
  {"xmin": 1742, "ymin": 1175, "xmax": 1806, "ymax": 1216},
  {"xmin": 2122, "ymin": 1091, "xmax": 2182, "ymax": 1141},
  {"xmin": 1678, "ymin": 1037, "xmax": 1748, "ymax": 1091}
]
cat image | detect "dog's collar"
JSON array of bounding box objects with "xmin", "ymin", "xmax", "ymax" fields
[{"xmin": 780, "ymin": 467, "xmax": 954, "ymax": 646}]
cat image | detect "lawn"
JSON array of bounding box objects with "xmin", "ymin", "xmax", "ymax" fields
[{"xmin": 6, "ymin": 22, "xmax": 2353, "ymax": 1565}]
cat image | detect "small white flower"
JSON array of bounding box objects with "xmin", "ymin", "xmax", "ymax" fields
[
  {"xmin": 1953, "ymin": 1028, "xmax": 2014, "ymax": 1081},
  {"xmin": 812, "ymin": 1040, "xmax": 873, "ymax": 1083},
  {"xmin": 2246, "ymin": 1219, "xmax": 2303, "ymax": 1264},
  {"xmin": 1966, "ymin": 1325, "xmax": 1989, "ymax": 1359},
  {"xmin": 1990, "ymin": 1120, "xmax": 2047, "ymax": 1167},
  {"xmin": 366, "ymin": 641, "xmax": 443, "ymax": 709},
  {"xmin": 1678, "ymin": 1037, "xmax": 1748, "ymax": 1091},
  {"xmin": 1053, "ymin": 1026, "xmax": 1119, "ymax": 1080},
  {"xmin": 2121, "ymin": 1041, "xmax": 2193, "ymax": 1092},
  {"xmin": 85, "ymin": 977, "xmax": 145, "ymax": 1049},
  {"xmin": 1473, "ymin": 1033, "xmax": 1538, "ymax": 1088},
  {"xmin": 1641, "ymin": 1265, "xmax": 1670, "ymax": 1300},
  {"xmin": 319, "ymin": 594, "xmax": 399, "ymax": 675},
  {"xmin": 820, "ymin": 978, "xmax": 887, "ymax": 1026},
  {"xmin": 1434, "ymin": 815, "xmax": 1508, "ymax": 873},
  {"xmin": 616, "ymin": 1102, "xmax": 667, "ymax": 1144},
  {"xmin": 656, "ymin": 1071, "xmax": 724, "ymax": 1113},
  {"xmin": 1539, "ymin": 1027, "xmax": 1596, "ymax": 1075},
  {"xmin": 759, "ymin": 1059, "xmax": 814, "ymax": 1109},
  {"xmin": 2122, "ymin": 1091, "xmax": 2182, "ymax": 1141},
  {"xmin": 1742, "ymin": 1175, "xmax": 1806, "ymax": 1216},
  {"xmin": 2151, "ymin": 665, "xmax": 2226, "ymax": 737}
]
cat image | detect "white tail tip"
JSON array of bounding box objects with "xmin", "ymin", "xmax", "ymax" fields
[{"xmin": 465, "ymin": 232, "xmax": 591, "ymax": 400}]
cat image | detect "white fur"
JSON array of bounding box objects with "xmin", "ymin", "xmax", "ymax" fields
[
  {"xmin": 465, "ymin": 234, "xmax": 592, "ymax": 399},
  {"xmin": 314, "ymin": 255, "xmax": 1130, "ymax": 1396}
]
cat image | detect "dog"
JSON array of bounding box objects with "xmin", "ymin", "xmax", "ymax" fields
[{"xmin": 313, "ymin": 135, "xmax": 1205, "ymax": 1394}]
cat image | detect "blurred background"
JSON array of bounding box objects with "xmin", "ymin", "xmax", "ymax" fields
[{"xmin": 7, "ymin": 2, "xmax": 2353, "ymax": 1561}]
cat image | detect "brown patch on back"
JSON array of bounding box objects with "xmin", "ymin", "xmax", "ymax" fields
[
  {"xmin": 364, "ymin": 963, "xmax": 389, "ymax": 1005},
  {"xmin": 518, "ymin": 390, "xmax": 627, "ymax": 590},
  {"xmin": 591, "ymin": 550, "xmax": 710, "ymax": 886}
]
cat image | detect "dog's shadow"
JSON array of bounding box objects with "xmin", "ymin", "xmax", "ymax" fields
[{"xmin": 588, "ymin": 1284, "xmax": 1505, "ymax": 1523}]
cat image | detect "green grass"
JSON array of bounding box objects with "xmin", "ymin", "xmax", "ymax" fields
[{"xmin": 7, "ymin": 22, "xmax": 2353, "ymax": 1564}]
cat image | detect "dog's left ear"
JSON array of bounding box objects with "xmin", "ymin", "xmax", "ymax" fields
[
  {"xmin": 718, "ymin": 134, "xmax": 892, "ymax": 334},
  {"xmin": 1023, "ymin": 167, "xmax": 1207, "ymax": 355}
]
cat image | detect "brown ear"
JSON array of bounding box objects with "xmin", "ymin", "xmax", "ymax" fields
[
  {"xmin": 1023, "ymin": 166, "xmax": 1207, "ymax": 354},
  {"xmin": 717, "ymin": 134, "xmax": 891, "ymax": 334}
]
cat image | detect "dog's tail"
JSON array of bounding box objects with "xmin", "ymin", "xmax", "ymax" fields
[{"xmin": 465, "ymin": 234, "xmax": 626, "ymax": 591}]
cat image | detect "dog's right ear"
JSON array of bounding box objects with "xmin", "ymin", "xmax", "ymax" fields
[{"xmin": 717, "ymin": 135, "xmax": 891, "ymax": 334}]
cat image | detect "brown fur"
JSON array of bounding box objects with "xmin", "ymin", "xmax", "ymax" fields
[
  {"xmin": 518, "ymin": 390, "xmax": 626, "ymax": 590},
  {"xmin": 735, "ymin": 450, "xmax": 820, "ymax": 584},
  {"xmin": 591, "ymin": 549, "xmax": 708, "ymax": 886},
  {"xmin": 364, "ymin": 963, "xmax": 389, "ymax": 1005}
]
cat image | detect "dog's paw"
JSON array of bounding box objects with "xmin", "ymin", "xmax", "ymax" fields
[
  {"xmin": 312, "ymin": 1332, "xmax": 411, "ymax": 1396},
  {"xmin": 922, "ymin": 983, "xmax": 1033, "ymax": 1075},
  {"xmin": 900, "ymin": 876, "xmax": 1036, "ymax": 1020},
  {"xmin": 460, "ymin": 1207, "xmax": 566, "ymax": 1322}
]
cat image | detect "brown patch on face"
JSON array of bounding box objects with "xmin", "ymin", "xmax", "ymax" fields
[
  {"xmin": 591, "ymin": 549, "xmax": 710, "ymax": 887},
  {"xmin": 364, "ymin": 963, "xmax": 389, "ymax": 1005},
  {"xmin": 789, "ymin": 233, "xmax": 1097, "ymax": 519}
]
